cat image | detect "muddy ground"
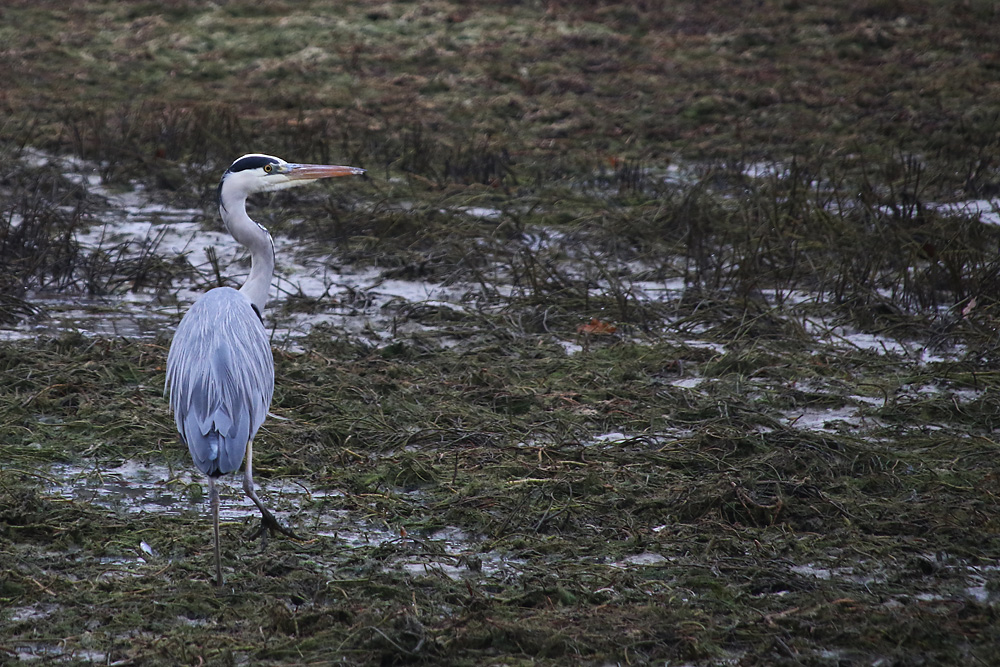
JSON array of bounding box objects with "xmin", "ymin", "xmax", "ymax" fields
[{"xmin": 3, "ymin": 1, "xmax": 1000, "ymax": 665}]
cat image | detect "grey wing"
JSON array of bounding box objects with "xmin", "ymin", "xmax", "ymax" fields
[{"xmin": 165, "ymin": 287, "xmax": 274, "ymax": 477}]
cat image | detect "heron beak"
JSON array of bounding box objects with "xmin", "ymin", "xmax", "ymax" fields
[{"xmin": 283, "ymin": 163, "xmax": 366, "ymax": 181}]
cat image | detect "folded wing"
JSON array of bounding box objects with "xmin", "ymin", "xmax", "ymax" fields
[{"xmin": 165, "ymin": 287, "xmax": 274, "ymax": 477}]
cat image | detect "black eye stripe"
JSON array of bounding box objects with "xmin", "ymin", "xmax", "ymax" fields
[
  {"xmin": 228, "ymin": 155, "xmax": 280, "ymax": 173},
  {"xmin": 218, "ymin": 154, "xmax": 283, "ymax": 211}
]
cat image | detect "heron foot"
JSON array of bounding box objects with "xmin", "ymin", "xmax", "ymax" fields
[{"xmin": 246, "ymin": 509, "xmax": 301, "ymax": 544}]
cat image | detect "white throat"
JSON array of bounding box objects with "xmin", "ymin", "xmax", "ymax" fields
[{"xmin": 218, "ymin": 190, "xmax": 275, "ymax": 315}]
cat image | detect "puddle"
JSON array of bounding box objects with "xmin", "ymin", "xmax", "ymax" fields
[
  {"xmin": 459, "ymin": 206, "xmax": 502, "ymax": 220},
  {"xmin": 616, "ymin": 552, "xmax": 669, "ymax": 567},
  {"xmin": 2, "ymin": 150, "xmax": 502, "ymax": 349},
  {"xmin": 783, "ymin": 406, "xmax": 869, "ymax": 433},
  {"xmin": 393, "ymin": 527, "xmax": 527, "ymax": 581},
  {"xmin": 790, "ymin": 557, "xmax": 1000, "ymax": 606},
  {"xmin": 790, "ymin": 563, "xmax": 884, "ymax": 586},
  {"xmin": 7, "ymin": 603, "xmax": 61, "ymax": 624},
  {"xmin": 33, "ymin": 461, "xmax": 381, "ymax": 539},
  {"xmin": 592, "ymin": 431, "xmax": 630, "ymax": 444},
  {"xmin": 0, "ymin": 149, "xmax": 976, "ymax": 369},
  {"xmin": 930, "ymin": 198, "xmax": 1000, "ymax": 226},
  {"xmin": 22, "ymin": 461, "xmax": 519, "ymax": 575},
  {"xmin": 670, "ymin": 377, "xmax": 708, "ymax": 389},
  {"xmin": 17, "ymin": 458, "xmax": 680, "ymax": 588},
  {"xmin": 401, "ymin": 561, "xmax": 468, "ymax": 579},
  {"xmin": 13, "ymin": 645, "xmax": 107, "ymax": 664},
  {"xmin": 585, "ymin": 432, "xmax": 680, "ymax": 450}
]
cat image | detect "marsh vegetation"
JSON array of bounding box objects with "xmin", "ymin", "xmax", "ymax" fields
[{"xmin": 3, "ymin": 1, "xmax": 1000, "ymax": 664}]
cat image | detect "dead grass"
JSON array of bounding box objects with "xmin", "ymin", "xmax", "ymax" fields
[
  {"xmin": 3, "ymin": 329, "xmax": 1000, "ymax": 664},
  {"xmin": 4, "ymin": 1, "xmax": 1000, "ymax": 665}
]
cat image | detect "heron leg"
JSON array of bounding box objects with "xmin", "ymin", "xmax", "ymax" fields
[
  {"xmin": 209, "ymin": 476, "xmax": 223, "ymax": 587},
  {"xmin": 242, "ymin": 438, "xmax": 300, "ymax": 542}
]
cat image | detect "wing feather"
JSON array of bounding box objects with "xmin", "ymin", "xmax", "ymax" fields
[{"xmin": 165, "ymin": 287, "xmax": 274, "ymax": 477}]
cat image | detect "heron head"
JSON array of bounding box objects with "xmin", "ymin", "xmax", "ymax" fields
[{"xmin": 218, "ymin": 154, "xmax": 365, "ymax": 207}]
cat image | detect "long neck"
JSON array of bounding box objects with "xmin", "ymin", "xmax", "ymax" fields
[{"xmin": 219, "ymin": 196, "xmax": 275, "ymax": 315}]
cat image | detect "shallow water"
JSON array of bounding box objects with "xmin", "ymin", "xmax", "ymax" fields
[
  {"xmin": 4, "ymin": 149, "xmax": 979, "ymax": 366},
  {"xmin": 22, "ymin": 456, "xmax": 677, "ymax": 595},
  {"xmin": 37, "ymin": 460, "xmax": 369, "ymax": 532},
  {"xmin": 4, "ymin": 150, "xmax": 499, "ymax": 349}
]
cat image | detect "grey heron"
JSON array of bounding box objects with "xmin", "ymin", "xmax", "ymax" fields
[{"xmin": 165, "ymin": 153, "xmax": 364, "ymax": 586}]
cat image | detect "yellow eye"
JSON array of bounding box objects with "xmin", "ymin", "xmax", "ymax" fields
[{"xmin": 263, "ymin": 164, "xmax": 273, "ymax": 173}]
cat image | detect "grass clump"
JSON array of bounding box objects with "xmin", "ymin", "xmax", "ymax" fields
[{"xmin": 3, "ymin": 330, "xmax": 1000, "ymax": 664}]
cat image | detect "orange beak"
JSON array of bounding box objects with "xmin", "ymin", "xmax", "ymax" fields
[{"xmin": 284, "ymin": 163, "xmax": 366, "ymax": 181}]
